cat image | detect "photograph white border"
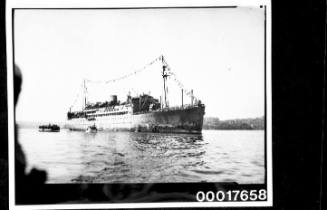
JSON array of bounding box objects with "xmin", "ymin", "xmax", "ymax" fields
[{"xmin": 6, "ymin": 0, "xmax": 272, "ymax": 209}]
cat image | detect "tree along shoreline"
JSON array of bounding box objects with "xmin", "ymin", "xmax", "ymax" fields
[{"xmin": 203, "ymin": 116, "xmax": 264, "ymax": 130}]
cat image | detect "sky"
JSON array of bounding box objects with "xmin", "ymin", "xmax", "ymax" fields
[{"xmin": 14, "ymin": 7, "xmax": 265, "ymax": 122}]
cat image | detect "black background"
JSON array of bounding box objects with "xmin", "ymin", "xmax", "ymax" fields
[{"xmin": 0, "ymin": 0, "xmax": 325, "ymax": 209}]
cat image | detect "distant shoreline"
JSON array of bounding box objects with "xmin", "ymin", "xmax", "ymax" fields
[
  {"xmin": 17, "ymin": 116, "xmax": 264, "ymax": 131},
  {"xmin": 203, "ymin": 116, "xmax": 264, "ymax": 130},
  {"xmin": 204, "ymin": 128, "xmax": 264, "ymax": 130}
]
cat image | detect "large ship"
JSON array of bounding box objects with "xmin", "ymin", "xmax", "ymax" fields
[{"xmin": 66, "ymin": 56, "xmax": 205, "ymax": 134}]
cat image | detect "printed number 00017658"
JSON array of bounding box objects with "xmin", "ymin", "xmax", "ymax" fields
[{"xmin": 196, "ymin": 189, "xmax": 267, "ymax": 202}]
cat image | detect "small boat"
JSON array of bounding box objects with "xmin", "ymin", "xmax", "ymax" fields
[
  {"xmin": 39, "ymin": 124, "xmax": 60, "ymax": 132},
  {"xmin": 86, "ymin": 124, "xmax": 97, "ymax": 133}
]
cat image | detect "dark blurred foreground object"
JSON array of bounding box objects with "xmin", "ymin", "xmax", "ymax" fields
[{"xmin": 14, "ymin": 65, "xmax": 48, "ymax": 204}]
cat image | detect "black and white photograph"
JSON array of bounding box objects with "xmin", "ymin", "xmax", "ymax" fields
[{"xmin": 7, "ymin": 0, "xmax": 273, "ymax": 208}]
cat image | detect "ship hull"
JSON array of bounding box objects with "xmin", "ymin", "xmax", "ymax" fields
[{"xmin": 66, "ymin": 106, "xmax": 205, "ymax": 134}]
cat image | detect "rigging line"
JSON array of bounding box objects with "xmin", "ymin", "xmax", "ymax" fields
[
  {"xmin": 69, "ymin": 84, "xmax": 84, "ymax": 109},
  {"xmin": 161, "ymin": 58, "xmax": 198, "ymax": 101},
  {"xmin": 85, "ymin": 56, "xmax": 161, "ymax": 84}
]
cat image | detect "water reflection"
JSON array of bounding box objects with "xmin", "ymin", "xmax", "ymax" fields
[{"xmin": 19, "ymin": 129, "xmax": 265, "ymax": 184}]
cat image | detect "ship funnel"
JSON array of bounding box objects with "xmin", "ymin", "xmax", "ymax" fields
[{"xmin": 109, "ymin": 95, "xmax": 117, "ymax": 105}]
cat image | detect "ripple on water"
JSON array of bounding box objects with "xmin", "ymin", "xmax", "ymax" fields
[
  {"xmin": 19, "ymin": 129, "xmax": 265, "ymax": 184},
  {"xmin": 251, "ymin": 159, "xmax": 264, "ymax": 167},
  {"xmin": 113, "ymin": 161, "xmax": 125, "ymax": 166},
  {"xmin": 191, "ymin": 169, "xmax": 225, "ymax": 175}
]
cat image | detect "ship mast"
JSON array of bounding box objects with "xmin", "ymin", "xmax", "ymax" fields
[
  {"xmin": 83, "ymin": 79, "xmax": 87, "ymax": 110},
  {"xmin": 161, "ymin": 55, "xmax": 169, "ymax": 108}
]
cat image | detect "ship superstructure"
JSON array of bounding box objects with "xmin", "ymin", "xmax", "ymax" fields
[{"xmin": 66, "ymin": 55, "xmax": 205, "ymax": 134}]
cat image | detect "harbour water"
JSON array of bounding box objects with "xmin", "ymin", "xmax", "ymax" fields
[{"xmin": 18, "ymin": 128, "xmax": 265, "ymax": 184}]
